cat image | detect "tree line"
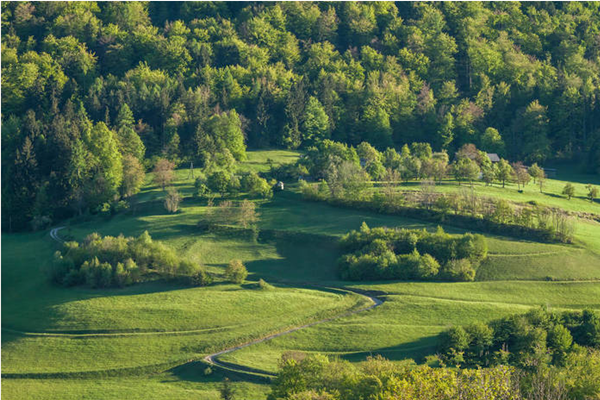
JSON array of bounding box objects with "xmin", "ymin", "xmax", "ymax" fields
[
  {"xmin": 439, "ymin": 307, "xmax": 600, "ymax": 371},
  {"xmin": 299, "ymin": 140, "xmax": 577, "ymax": 243},
  {"xmin": 264, "ymin": 349, "xmax": 600, "ymax": 400},
  {"xmin": 3, "ymin": 2, "xmax": 600, "ymax": 230}
]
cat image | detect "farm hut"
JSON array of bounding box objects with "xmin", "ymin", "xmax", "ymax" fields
[{"xmin": 487, "ymin": 153, "xmax": 500, "ymax": 163}]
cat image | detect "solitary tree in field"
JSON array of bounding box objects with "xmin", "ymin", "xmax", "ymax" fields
[
  {"xmin": 219, "ymin": 378, "xmax": 235, "ymax": 400},
  {"xmin": 538, "ymin": 171, "xmax": 546, "ymax": 193},
  {"xmin": 164, "ymin": 188, "xmax": 181, "ymax": 213},
  {"xmin": 225, "ymin": 259, "xmax": 248, "ymax": 284},
  {"xmin": 562, "ymin": 183, "xmax": 575, "ymax": 200},
  {"xmin": 153, "ymin": 158, "xmax": 175, "ymax": 190},
  {"xmin": 453, "ymin": 157, "xmax": 480, "ymax": 187},
  {"xmin": 495, "ymin": 159, "xmax": 514, "ymax": 188},
  {"xmin": 528, "ymin": 163, "xmax": 543, "ymax": 183},
  {"xmin": 587, "ymin": 184, "xmax": 598, "ymax": 202},
  {"xmin": 513, "ymin": 162, "xmax": 530, "ymax": 190},
  {"xmin": 238, "ymin": 200, "xmax": 259, "ymax": 228}
]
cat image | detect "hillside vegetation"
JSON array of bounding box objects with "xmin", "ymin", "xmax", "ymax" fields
[
  {"xmin": 3, "ymin": 2, "xmax": 600, "ymax": 231},
  {"xmin": 3, "ymin": 2, "xmax": 600, "ymax": 399}
]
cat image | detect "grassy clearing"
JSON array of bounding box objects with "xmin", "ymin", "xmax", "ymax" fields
[
  {"xmin": 3, "ymin": 150, "xmax": 599, "ymax": 398},
  {"xmin": 237, "ymin": 149, "xmax": 302, "ymax": 174},
  {"xmin": 1, "ymin": 227, "xmax": 366, "ymax": 375}
]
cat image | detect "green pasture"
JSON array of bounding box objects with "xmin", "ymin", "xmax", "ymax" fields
[{"xmin": 3, "ymin": 150, "xmax": 599, "ymax": 398}]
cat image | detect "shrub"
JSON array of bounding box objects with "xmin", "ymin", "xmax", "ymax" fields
[
  {"xmin": 189, "ymin": 269, "xmax": 213, "ymax": 287},
  {"xmin": 442, "ymin": 259, "xmax": 476, "ymax": 282},
  {"xmin": 337, "ymin": 224, "xmax": 486, "ymax": 282},
  {"xmin": 47, "ymin": 232, "xmax": 207, "ymax": 288},
  {"xmin": 225, "ymin": 259, "xmax": 248, "ymax": 284},
  {"xmin": 241, "ymin": 172, "xmax": 273, "ymax": 198},
  {"xmin": 164, "ymin": 188, "xmax": 182, "ymax": 213}
]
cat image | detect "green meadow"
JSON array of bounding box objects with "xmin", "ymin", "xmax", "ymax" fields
[{"xmin": 2, "ymin": 150, "xmax": 599, "ymax": 398}]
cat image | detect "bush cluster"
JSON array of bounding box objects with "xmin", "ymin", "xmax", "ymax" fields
[
  {"xmin": 48, "ymin": 231, "xmax": 212, "ymax": 288},
  {"xmin": 439, "ymin": 308, "xmax": 600, "ymax": 369},
  {"xmin": 337, "ymin": 223, "xmax": 487, "ymax": 281},
  {"xmin": 268, "ymin": 350, "xmax": 600, "ymax": 400}
]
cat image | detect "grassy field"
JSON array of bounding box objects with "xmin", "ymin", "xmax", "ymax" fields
[{"xmin": 2, "ymin": 150, "xmax": 599, "ymax": 398}]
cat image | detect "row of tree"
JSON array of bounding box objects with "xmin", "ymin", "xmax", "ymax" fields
[
  {"xmin": 48, "ymin": 230, "xmax": 253, "ymax": 288},
  {"xmin": 47, "ymin": 231, "xmax": 211, "ymax": 288},
  {"xmin": 300, "ymin": 143, "xmax": 577, "ymax": 243}
]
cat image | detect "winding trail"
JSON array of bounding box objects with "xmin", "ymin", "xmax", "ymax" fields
[
  {"xmin": 203, "ymin": 289, "xmax": 383, "ymax": 377},
  {"xmin": 46, "ymin": 226, "xmax": 384, "ymax": 379},
  {"xmin": 49, "ymin": 226, "xmax": 65, "ymax": 243}
]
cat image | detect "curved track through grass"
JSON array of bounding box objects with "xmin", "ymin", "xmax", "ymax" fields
[{"xmin": 38, "ymin": 227, "xmax": 384, "ymax": 379}]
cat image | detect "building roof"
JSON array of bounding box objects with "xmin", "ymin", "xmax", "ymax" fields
[{"xmin": 487, "ymin": 153, "xmax": 500, "ymax": 162}]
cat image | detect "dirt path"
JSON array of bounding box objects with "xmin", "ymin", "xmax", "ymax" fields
[
  {"xmin": 49, "ymin": 226, "xmax": 65, "ymax": 243},
  {"xmin": 47, "ymin": 226, "xmax": 384, "ymax": 379},
  {"xmin": 203, "ymin": 289, "xmax": 383, "ymax": 377}
]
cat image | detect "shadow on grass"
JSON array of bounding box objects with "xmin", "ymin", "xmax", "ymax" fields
[{"xmin": 339, "ymin": 335, "xmax": 438, "ymax": 364}]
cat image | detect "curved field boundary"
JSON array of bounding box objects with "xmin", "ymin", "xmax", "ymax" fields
[
  {"xmin": 486, "ymin": 249, "xmax": 579, "ymax": 257},
  {"xmin": 0, "ymin": 323, "xmax": 251, "ymax": 339}
]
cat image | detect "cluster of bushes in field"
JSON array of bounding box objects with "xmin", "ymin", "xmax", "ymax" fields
[
  {"xmin": 47, "ymin": 231, "xmax": 212, "ymax": 288},
  {"xmin": 267, "ymin": 350, "xmax": 600, "ymax": 400},
  {"xmin": 439, "ymin": 307, "xmax": 600, "ymax": 370},
  {"xmin": 337, "ymin": 223, "xmax": 487, "ymax": 282}
]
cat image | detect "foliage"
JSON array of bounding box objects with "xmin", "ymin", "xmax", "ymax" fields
[
  {"xmin": 121, "ymin": 154, "xmax": 146, "ymax": 198},
  {"xmin": 562, "ymin": 183, "xmax": 575, "ymax": 200},
  {"xmin": 3, "ymin": 2, "xmax": 600, "ymax": 231},
  {"xmin": 241, "ymin": 171, "xmax": 273, "ymax": 199},
  {"xmin": 164, "ymin": 188, "xmax": 181, "ymax": 213},
  {"xmin": 47, "ymin": 231, "xmax": 210, "ymax": 288},
  {"xmin": 153, "ymin": 158, "xmax": 175, "ymax": 190},
  {"xmin": 439, "ymin": 307, "xmax": 600, "ymax": 372},
  {"xmin": 337, "ymin": 223, "xmax": 487, "ymax": 281},
  {"xmin": 225, "ymin": 259, "xmax": 248, "ymax": 284},
  {"xmin": 267, "ymin": 352, "xmax": 600, "ymax": 400}
]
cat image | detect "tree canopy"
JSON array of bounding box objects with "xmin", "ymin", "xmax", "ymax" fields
[{"xmin": 3, "ymin": 2, "xmax": 600, "ymax": 230}]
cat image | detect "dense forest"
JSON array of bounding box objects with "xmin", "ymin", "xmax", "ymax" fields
[{"xmin": 3, "ymin": 2, "xmax": 600, "ymax": 230}]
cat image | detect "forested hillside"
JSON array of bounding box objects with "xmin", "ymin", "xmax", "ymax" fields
[{"xmin": 3, "ymin": 2, "xmax": 600, "ymax": 230}]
